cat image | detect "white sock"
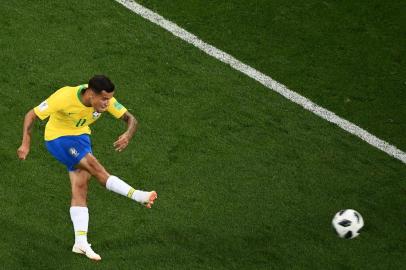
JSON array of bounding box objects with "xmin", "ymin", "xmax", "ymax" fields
[
  {"xmin": 70, "ymin": 206, "xmax": 89, "ymax": 245},
  {"xmin": 105, "ymin": 175, "xmax": 150, "ymax": 203}
]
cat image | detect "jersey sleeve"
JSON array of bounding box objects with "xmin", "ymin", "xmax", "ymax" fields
[
  {"xmin": 33, "ymin": 88, "xmax": 65, "ymax": 120},
  {"xmin": 107, "ymin": 97, "xmax": 127, "ymax": 119}
]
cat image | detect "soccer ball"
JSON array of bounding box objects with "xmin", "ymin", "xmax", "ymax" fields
[{"xmin": 332, "ymin": 209, "xmax": 364, "ymax": 239}]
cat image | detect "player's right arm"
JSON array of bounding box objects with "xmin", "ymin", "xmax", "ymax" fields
[
  {"xmin": 17, "ymin": 88, "xmax": 64, "ymax": 160},
  {"xmin": 17, "ymin": 109, "xmax": 38, "ymax": 160}
]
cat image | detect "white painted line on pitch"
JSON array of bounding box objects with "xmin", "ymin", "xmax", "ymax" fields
[{"xmin": 114, "ymin": 0, "xmax": 406, "ymax": 165}]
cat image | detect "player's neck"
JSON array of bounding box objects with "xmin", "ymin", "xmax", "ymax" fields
[{"xmin": 80, "ymin": 88, "xmax": 93, "ymax": 107}]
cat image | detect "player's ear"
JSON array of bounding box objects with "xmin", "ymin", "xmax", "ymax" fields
[{"xmin": 89, "ymin": 88, "xmax": 98, "ymax": 98}]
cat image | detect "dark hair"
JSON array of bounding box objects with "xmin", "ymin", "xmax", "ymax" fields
[{"xmin": 88, "ymin": 75, "xmax": 115, "ymax": 93}]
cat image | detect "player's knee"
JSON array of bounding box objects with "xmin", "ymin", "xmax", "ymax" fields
[
  {"xmin": 73, "ymin": 180, "xmax": 88, "ymax": 191},
  {"xmin": 88, "ymin": 156, "xmax": 103, "ymax": 170},
  {"xmin": 91, "ymin": 163, "xmax": 108, "ymax": 179},
  {"xmin": 83, "ymin": 154, "xmax": 109, "ymax": 184}
]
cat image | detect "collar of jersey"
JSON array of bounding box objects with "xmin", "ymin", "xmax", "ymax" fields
[{"xmin": 77, "ymin": 84, "xmax": 90, "ymax": 107}]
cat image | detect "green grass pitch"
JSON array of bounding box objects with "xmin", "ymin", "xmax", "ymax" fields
[{"xmin": 0, "ymin": 0, "xmax": 405, "ymax": 269}]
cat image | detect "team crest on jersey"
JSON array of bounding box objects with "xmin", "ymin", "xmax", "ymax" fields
[
  {"xmin": 92, "ymin": 111, "xmax": 101, "ymax": 119},
  {"xmin": 38, "ymin": 101, "xmax": 48, "ymax": 112},
  {"xmin": 69, "ymin": 147, "xmax": 79, "ymax": 158}
]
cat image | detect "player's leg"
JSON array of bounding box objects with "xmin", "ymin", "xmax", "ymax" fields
[
  {"xmin": 69, "ymin": 168, "xmax": 90, "ymax": 206},
  {"xmin": 69, "ymin": 169, "xmax": 101, "ymax": 261},
  {"xmin": 77, "ymin": 153, "xmax": 157, "ymax": 208},
  {"xmin": 45, "ymin": 135, "xmax": 100, "ymax": 260}
]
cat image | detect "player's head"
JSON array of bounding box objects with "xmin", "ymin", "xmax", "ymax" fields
[{"xmin": 88, "ymin": 75, "xmax": 115, "ymax": 113}]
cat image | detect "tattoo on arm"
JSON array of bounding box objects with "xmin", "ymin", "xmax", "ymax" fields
[
  {"xmin": 121, "ymin": 112, "xmax": 130, "ymax": 122},
  {"xmin": 121, "ymin": 111, "xmax": 137, "ymax": 137}
]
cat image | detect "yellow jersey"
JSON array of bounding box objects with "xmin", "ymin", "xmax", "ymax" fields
[{"xmin": 33, "ymin": 85, "xmax": 127, "ymax": 141}]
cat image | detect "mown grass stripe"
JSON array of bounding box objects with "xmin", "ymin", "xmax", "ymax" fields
[{"xmin": 114, "ymin": 0, "xmax": 406, "ymax": 165}]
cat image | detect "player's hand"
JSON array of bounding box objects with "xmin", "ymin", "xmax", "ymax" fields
[
  {"xmin": 113, "ymin": 132, "xmax": 131, "ymax": 152},
  {"xmin": 17, "ymin": 144, "xmax": 30, "ymax": 160}
]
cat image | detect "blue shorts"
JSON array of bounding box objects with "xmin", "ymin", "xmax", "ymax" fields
[{"xmin": 45, "ymin": 134, "xmax": 92, "ymax": 171}]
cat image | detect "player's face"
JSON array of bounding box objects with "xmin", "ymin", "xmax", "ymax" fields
[{"xmin": 91, "ymin": 90, "xmax": 114, "ymax": 112}]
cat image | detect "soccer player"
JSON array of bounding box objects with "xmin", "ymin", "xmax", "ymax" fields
[{"xmin": 17, "ymin": 75, "xmax": 157, "ymax": 261}]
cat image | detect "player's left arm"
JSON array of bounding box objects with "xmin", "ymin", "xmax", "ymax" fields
[{"xmin": 113, "ymin": 111, "xmax": 138, "ymax": 152}]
